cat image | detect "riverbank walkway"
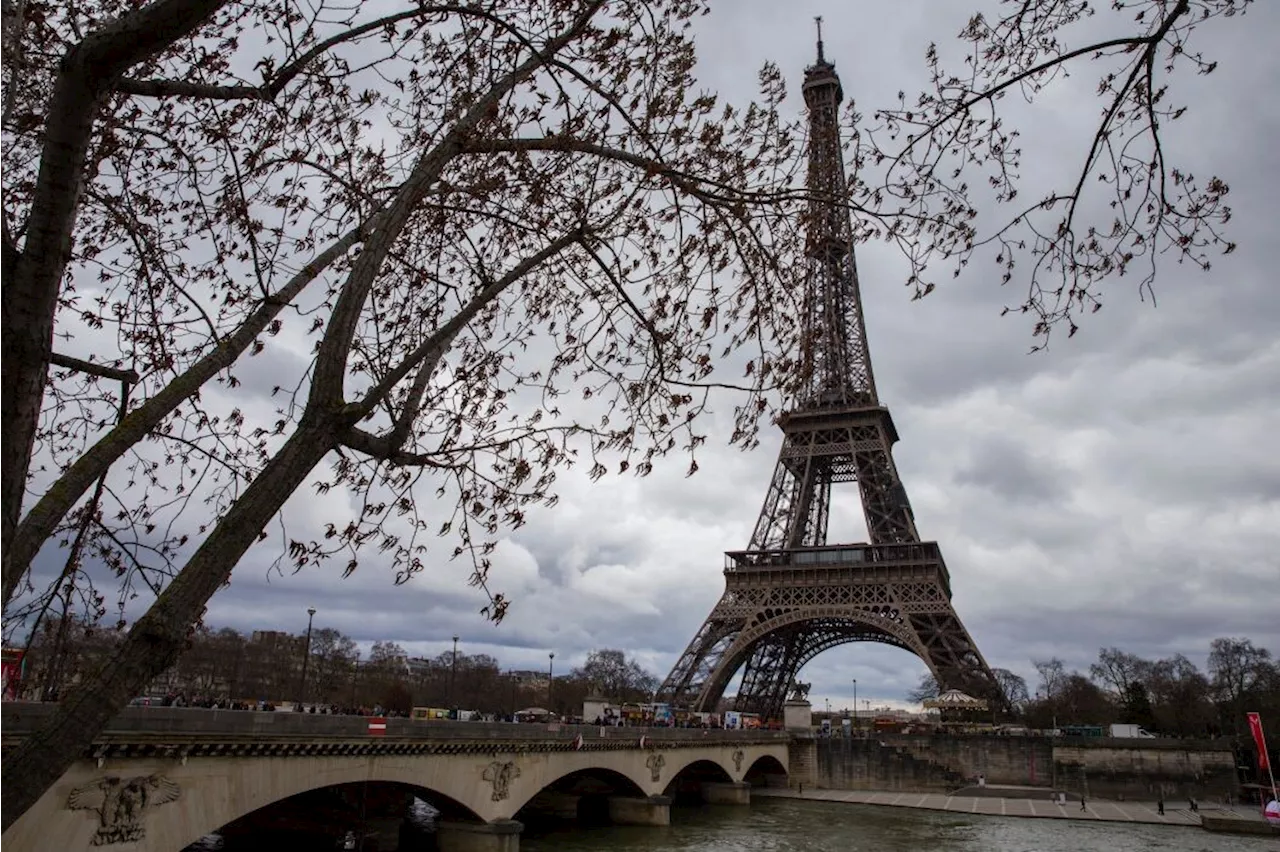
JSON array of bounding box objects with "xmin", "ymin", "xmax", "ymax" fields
[{"xmin": 753, "ymin": 786, "xmax": 1265, "ymax": 828}]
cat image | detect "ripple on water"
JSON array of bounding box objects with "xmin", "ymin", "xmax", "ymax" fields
[
  {"xmin": 185, "ymin": 796, "xmax": 1278, "ymax": 852},
  {"xmin": 521, "ymin": 799, "xmax": 1280, "ymax": 852}
]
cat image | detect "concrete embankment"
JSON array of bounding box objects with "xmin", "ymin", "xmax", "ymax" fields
[{"xmin": 811, "ymin": 734, "xmax": 1238, "ymax": 802}]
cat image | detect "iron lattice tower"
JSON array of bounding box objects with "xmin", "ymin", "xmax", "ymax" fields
[{"xmin": 656, "ymin": 29, "xmax": 998, "ymax": 721}]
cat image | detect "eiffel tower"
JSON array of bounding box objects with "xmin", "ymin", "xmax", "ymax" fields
[{"xmin": 656, "ymin": 25, "xmax": 998, "ymax": 721}]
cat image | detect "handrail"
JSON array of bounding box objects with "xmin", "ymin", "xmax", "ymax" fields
[{"xmin": 725, "ymin": 541, "xmax": 942, "ymax": 570}]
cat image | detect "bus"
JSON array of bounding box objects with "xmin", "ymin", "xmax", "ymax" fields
[{"xmin": 411, "ymin": 707, "xmax": 449, "ymax": 721}]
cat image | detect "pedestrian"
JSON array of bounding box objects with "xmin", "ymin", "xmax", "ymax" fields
[
  {"xmin": 1157, "ymin": 796, "xmax": 1164, "ymax": 815},
  {"xmin": 798, "ymin": 782, "xmax": 804, "ymax": 796},
  {"xmin": 1080, "ymin": 797, "xmax": 1087, "ymax": 812},
  {"xmin": 1188, "ymin": 797, "xmax": 1197, "ymax": 812}
]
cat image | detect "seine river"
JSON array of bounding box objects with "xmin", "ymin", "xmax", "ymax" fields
[
  {"xmin": 517, "ymin": 798, "xmax": 1278, "ymax": 852},
  {"xmin": 205, "ymin": 796, "xmax": 1279, "ymax": 851}
]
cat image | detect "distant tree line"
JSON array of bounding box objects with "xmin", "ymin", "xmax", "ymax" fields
[
  {"xmin": 907, "ymin": 638, "xmax": 1279, "ymax": 738},
  {"xmin": 12, "ymin": 618, "xmax": 658, "ymax": 718}
]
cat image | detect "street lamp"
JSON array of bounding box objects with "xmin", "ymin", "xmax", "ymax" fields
[
  {"xmin": 448, "ymin": 635, "xmax": 460, "ymax": 714},
  {"xmin": 852, "ymin": 678, "xmax": 857, "ymax": 732},
  {"xmin": 299, "ymin": 607, "xmax": 316, "ymax": 705},
  {"xmin": 548, "ymin": 652, "xmax": 555, "ymax": 714},
  {"xmin": 509, "ymin": 673, "xmax": 522, "ymax": 720},
  {"xmin": 349, "ymin": 651, "xmax": 360, "ymax": 707}
]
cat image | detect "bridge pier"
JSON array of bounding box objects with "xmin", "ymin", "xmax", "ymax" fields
[
  {"xmin": 607, "ymin": 795, "xmax": 672, "ymax": 826},
  {"xmin": 436, "ymin": 819, "xmax": 522, "ymax": 852},
  {"xmin": 701, "ymin": 781, "xmax": 751, "ymax": 805}
]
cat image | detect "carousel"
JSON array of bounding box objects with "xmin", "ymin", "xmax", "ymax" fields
[{"xmin": 923, "ymin": 689, "xmax": 989, "ymax": 727}]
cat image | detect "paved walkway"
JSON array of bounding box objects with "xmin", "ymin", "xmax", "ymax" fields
[{"xmin": 753, "ymin": 787, "xmax": 1218, "ymax": 827}]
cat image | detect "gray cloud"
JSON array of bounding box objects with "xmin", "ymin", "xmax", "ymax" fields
[{"xmin": 17, "ymin": 0, "xmax": 1277, "ymax": 715}]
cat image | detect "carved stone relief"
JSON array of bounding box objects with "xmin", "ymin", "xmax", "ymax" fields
[
  {"xmin": 645, "ymin": 752, "xmax": 666, "ymax": 783},
  {"xmin": 482, "ymin": 760, "xmax": 521, "ymax": 802},
  {"xmin": 67, "ymin": 775, "xmax": 181, "ymax": 846}
]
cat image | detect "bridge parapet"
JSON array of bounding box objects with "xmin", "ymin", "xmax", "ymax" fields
[{"xmin": 2, "ymin": 701, "xmax": 789, "ymax": 752}]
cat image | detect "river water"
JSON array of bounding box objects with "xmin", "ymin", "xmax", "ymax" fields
[
  {"xmin": 518, "ymin": 798, "xmax": 1278, "ymax": 852},
  {"xmin": 203, "ymin": 796, "xmax": 1278, "ymax": 851}
]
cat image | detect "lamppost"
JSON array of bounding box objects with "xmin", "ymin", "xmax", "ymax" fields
[
  {"xmin": 852, "ymin": 678, "xmax": 857, "ymax": 732},
  {"xmin": 548, "ymin": 653, "xmax": 555, "ymax": 714},
  {"xmin": 448, "ymin": 635, "xmax": 459, "ymax": 714},
  {"xmin": 299, "ymin": 607, "xmax": 316, "ymax": 705},
  {"xmin": 349, "ymin": 651, "xmax": 360, "ymax": 707},
  {"xmin": 509, "ymin": 673, "xmax": 521, "ymax": 720}
]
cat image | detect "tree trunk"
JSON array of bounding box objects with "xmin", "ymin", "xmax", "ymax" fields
[{"xmin": 0, "ymin": 416, "xmax": 336, "ymax": 831}]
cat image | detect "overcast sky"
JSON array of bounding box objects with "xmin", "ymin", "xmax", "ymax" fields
[{"xmin": 36, "ymin": 0, "xmax": 1277, "ymax": 714}]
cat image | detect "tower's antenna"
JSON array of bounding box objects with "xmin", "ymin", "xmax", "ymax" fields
[{"xmin": 815, "ymin": 16, "xmax": 825, "ymax": 62}]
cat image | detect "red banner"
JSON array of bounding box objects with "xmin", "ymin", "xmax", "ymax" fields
[
  {"xmin": 1, "ymin": 648, "xmax": 25, "ymax": 700},
  {"xmin": 1247, "ymin": 712, "xmax": 1270, "ymax": 772}
]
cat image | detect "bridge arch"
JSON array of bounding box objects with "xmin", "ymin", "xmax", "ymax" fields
[
  {"xmin": 206, "ymin": 779, "xmax": 479, "ymax": 850},
  {"xmin": 168, "ymin": 759, "xmax": 488, "ymax": 852},
  {"xmin": 508, "ymin": 765, "xmax": 648, "ymax": 819},
  {"xmin": 698, "ymin": 606, "xmax": 928, "ymax": 711},
  {"xmin": 661, "ymin": 757, "xmax": 735, "ymax": 803},
  {"xmin": 743, "ymin": 754, "xmax": 789, "ymax": 788}
]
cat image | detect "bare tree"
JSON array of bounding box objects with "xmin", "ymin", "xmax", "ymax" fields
[
  {"xmin": 906, "ymin": 672, "xmax": 941, "ymax": 704},
  {"xmin": 307, "ymin": 628, "xmax": 358, "ymax": 704},
  {"xmin": 1089, "ymin": 646, "xmax": 1152, "ymax": 698},
  {"xmin": 992, "ymin": 667, "xmax": 1029, "ymax": 712},
  {"xmin": 0, "ymin": 0, "xmax": 1252, "ymax": 827},
  {"xmin": 0, "ymin": 0, "xmax": 806, "ymax": 823},
  {"xmin": 1207, "ymin": 636, "xmax": 1272, "ymax": 734},
  {"xmin": 1032, "ymin": 657, "xmax": 1067, "ymax": 702},
  {"xmin": 1056, "ymin": 672, "xmax": 1115, "ymax": 725},
  {"xmin": 1146, "ymin": 653, "xmax": 1213, "ymax": 736},
  {"xmin": 572, "ymin": 648, "xmax": 659, "ymax": 704},
  {"xmin": 860, "ymin": 0, "xmax": 1244, "ymax": 345}
]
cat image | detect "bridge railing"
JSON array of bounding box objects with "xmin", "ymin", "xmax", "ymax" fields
[{"xmin": 1, "ymin": 702, "xmax": 789, "ymax": 744}]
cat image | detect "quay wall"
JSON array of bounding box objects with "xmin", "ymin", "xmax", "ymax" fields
[{"xmin": 811, "ymin": 735, "xmax": 1238, "ymax": 800}]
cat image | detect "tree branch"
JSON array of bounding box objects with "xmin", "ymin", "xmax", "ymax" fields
[
  {"xmin": 460, "ymin": 136, "xmax": 812, "ymax": 210},
  {"xmin": 3, "ymin": 217, "xmax": 374, "ymax": 609},
  {"xmin": 338, "ymin": 426, "xmax": 455, "ymax": 468},
  {"xmin": 113, "ymin": 2, "xmax": 567, "ymax": 102},
  {"xmin": 350, "ymin": 227, "xmax": 584, "ymax": 419},
  {"xmin": 889, "ymin": 0, "xmax": 1191, "ymax": 169},
  {"xmin": 2, "ymin": 0, "xmax": 234, "ymax": 602},
  {"xmin": 338, "ymin": 225, "xmax": 583, "ymax": 464},
  {"xmin": 309, "ymin": 0, "xmax": 606, "ymax": 408},
  {"xmin": 48, "ymin": 352, "xmax": 139, "ymax": 384}
]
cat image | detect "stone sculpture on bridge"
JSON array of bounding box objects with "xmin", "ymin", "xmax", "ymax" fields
[
  {"xmin": 482, "ymin": 761, "xmax": 520, "ymax": 802},
  {"xmin": 67, "ymin": 774, "xmax": 180, "ymax": 846}
]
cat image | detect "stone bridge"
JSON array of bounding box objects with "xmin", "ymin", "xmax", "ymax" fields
[{"xmin": 1, "ymin": 704, "xmax": 790, "ymax": 852}]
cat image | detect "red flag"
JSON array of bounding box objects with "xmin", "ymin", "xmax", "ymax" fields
[{"xmin": 1247, "ymin": 712, "xmax": 1270, "ymax": 772}]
